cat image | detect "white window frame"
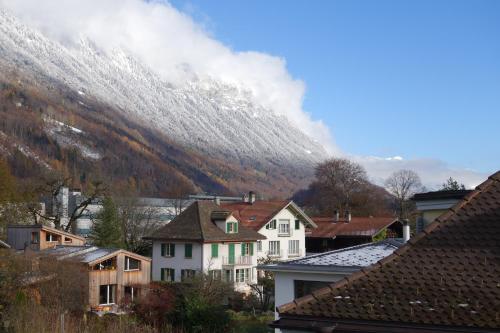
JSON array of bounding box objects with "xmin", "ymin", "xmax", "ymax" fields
[
  {"xmin": 269, "ymin": 241, "xmax": 280, "ymax": 256},
  {"xmin": 278, "ymin": 219, "xmax": 290, "ymax": 235},
  {"xmin": 235, "ymin": 268, "xmax": 250, "ymax": 283},
  {"xmin": 242, "ymin": 243, "xmax": 250, "ymax": 256},
  {"xmin": 124, "ymin": 256, "xmax": 140, "ymax": 271},
  {"xmin": 288, "ymin": 240, "xmax": 300, "ymax": 255},
  {"xmin": 266, "ymin": 219, "xmax": 277, "ymax": 230},
  {"xmin": 125, "ymin": 286, "xmax": 137, "ymax": 301},
  {"xmin": 162, "ymin": 243, "xmax": 175, "ymax": 257},
  {"xmin": 99, "ymin": 284, "xmax": 116, "ymax": 305}
]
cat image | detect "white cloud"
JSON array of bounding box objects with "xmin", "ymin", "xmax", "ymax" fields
[
  {"xmin": 0, "ymin": 0, "xmax": 338, "ymax": 154},
  {"xmin": 351, "ymin": 155, "xmax": 488, "ymax": 189}
]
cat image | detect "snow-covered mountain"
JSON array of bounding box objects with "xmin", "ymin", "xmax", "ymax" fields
[{"xmin": 0, "ymin": 10, "xmax": 327, "ymax": 169}]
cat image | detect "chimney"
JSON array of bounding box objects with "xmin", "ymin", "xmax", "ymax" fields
[
  {"xmin": 214, "ymin": 196, "xmax": 220, "ymax": 206},
  {"xmin": 402, "ymin": 220, "xmax": 410, "ymax": 243},
  {"xmin": 344, "ymin": 210, "xmax": 351, "ymax": 223},
  {"xmin": 333, "ymin": 210, "xmax": 339, "ymax": 223},
  {"xmin": 248, "ymin": 191, "xmax": 256, "ymax": 204}
]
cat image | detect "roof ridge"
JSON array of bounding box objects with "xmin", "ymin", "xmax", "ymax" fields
[
  {"xmin": 196, "ymin": 201, "xmax": 206, "ymax": 241},
  {"xmin": 277, "ymin": 173, "xmax": 500, "ymax": 315}
]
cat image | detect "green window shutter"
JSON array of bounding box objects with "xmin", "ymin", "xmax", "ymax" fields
[
  {"xmin": 234, "ymin": 223, "xmax": 238, "ymax": 233},
  {"xmin": 171, "ymin": 244, "xmax": 175, "ymax": 257},
  {"xmin": 226, "ymin": 223, "xmax": 230, "ymax": 233},
  {"xmin": 161, "ymin": 268, "xmax": 165, "ymax": 281},
  {"xmin": 241, "ymin": 243, "xmax": 245, "ymax": 256},
  {"xmin": 211, "ymin": 243, "xmax": 218, "ymax": 258},
  {"xmin": 250, "ymin": 242, "xmax": 254, "ymax": 256},
  {"xmin": 161, "ymin": 244, "xmax": 166, "ymax": 256},
  {"xmin": 295, "ymin": 220, "xmax": 300, "ymax": 230},
  {"xmin": 171, "ymin": 269, "xmax": 175, "ymax": 282},
  {"xmin": 185, "ymin": 244, "xmax": 192, "ymax": 258}
]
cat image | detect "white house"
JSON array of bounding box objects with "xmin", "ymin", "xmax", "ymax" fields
[
  {"xmin": 221, "ymin": 193, "xmax": 316, "ymax": 262},
  {"xmin": 144, "ymin": 201, "xmax": 266, "ymax": 292},
  {"xmin": 259, "ymin": 239, "xmax": 404, "ymax": 330}
]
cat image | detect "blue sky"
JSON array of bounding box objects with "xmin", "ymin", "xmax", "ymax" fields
[{"xmin": 170, "ymin": 0, "xmax": 500, "ymax": 174}]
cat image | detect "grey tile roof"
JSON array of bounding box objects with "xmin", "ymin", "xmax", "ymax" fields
[
  {"xmin": 42, "ymin": 245, "xmax": 118, "ymax": 263},
  {"xmin": 261, "ymin": 239, "xmax": 403, "ymax": 273}
]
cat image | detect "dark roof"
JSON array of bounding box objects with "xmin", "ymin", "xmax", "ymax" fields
[
  {"xmin": 308, "ymin": 216, "xmax": 399, "ymax": 238},
  {"xmin": 260, "ymin": 239, "xmax": 403, "ymax": 273},
  {"xmin": 221, "ymin": 200, "xmax": 316, "ymax": 231},
  {"xmin": 144, "ymin": 201, "xmax": 265, "ymax": 242},
  {"xmin": 277, "ymin": 171, "xmax": 500, "ymax": 331},
  {"xmin": 0, "ymin": 239, "xmax": 11, "ymax": 249},
  {"xmin": 41, "ymin": 245, "xmax": 151, "ymax": 263},
  {"xmin": 412, "ymin": 189, "xmax": 472, "ymax": 202}
]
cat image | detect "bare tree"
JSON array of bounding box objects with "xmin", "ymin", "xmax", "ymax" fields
[
  {"xmin": 314, "ymin": 158, "xmax": 368, "ymax": 214},
  {"xmin": 385, "ymin": 169, "xmax": 423, "ymax": 219}
]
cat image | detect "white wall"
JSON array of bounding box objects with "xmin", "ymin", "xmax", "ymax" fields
[
  {"xmin": 257, "ymin": 208, "xmax": 306, "ymax": 261},
  {"xmin": 151, "ymin": 241, "xmax": 203, "ymax": 282}
]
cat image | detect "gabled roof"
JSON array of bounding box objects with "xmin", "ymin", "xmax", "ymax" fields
[
  {"xmin": 221, "ymin": 200, "xmax": 316, "ymax": 231},
  {"xmin": 308, "ymin": 216, "xmax": 398, "ymax": 238},
  {"xmin": 41, "ymin": 245, "xmax": 151, "ymax": 264},
  {"xmin": 144, "ymin": 201, "xmax": 265, "ymax": 242},
  {"xmin": 276, "ymin": 172, "xmax": 500, "ymax": 331},
  {"xmin": 260, "ymin": 239, "xmax": 403, "ymax": 273}
]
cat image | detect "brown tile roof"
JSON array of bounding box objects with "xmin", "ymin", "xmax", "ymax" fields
[
  {"xmin": 144, "ymin": 201, "xmax": 265, "ymax": 242},
  {"xmin": 308, "ymin": 216, "xmax": 398, "ymax": 238},
  {"xmin": 278, "ymin": 171, "xmax": 500, "ymax": 331},
  {"xmin": 221, "ymin": 200, "xmax": 316, "ymax": 231}
]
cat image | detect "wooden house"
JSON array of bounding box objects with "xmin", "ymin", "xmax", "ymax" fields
[{"xmin": 7, "ymin": 224, "xmax": 85, "ymax": 251}]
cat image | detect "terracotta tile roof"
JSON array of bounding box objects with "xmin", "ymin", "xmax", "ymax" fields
[
  {"xmin": 144, "ymin": 201, "xmax": 265, "ymax": 242},
  {"xmin": 308, "ymin": 216, "xmax": 398, "ymax": 238},
  {"xmin": 278, "ymin": 171, "xmax": 500, "ymax": 331},
  {"xmin": 220, "ymin": 200, "xmax": 292, "ymax": 231}
]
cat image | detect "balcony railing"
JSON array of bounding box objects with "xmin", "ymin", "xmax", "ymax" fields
[
  {"xmin": 222, "ymin": 255, "xmax": 252, "ymax": 266},
  {"xmin": 267, "ymin": 249, "xmax": 284, "ymax": 258}
]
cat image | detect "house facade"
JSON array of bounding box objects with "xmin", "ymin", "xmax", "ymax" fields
[
  {"xmin": 221, "ymin": 195, "xmax": 316, "ymax": 261},
  {"xmin": 42, "ymin": 245, "xmax": 151, "ymax": 311},
  {"xmin": 145, "ymin": 201, "xmax": 266, "ymax": 292},
  {"xmin": 7, "ymin": 224, "xmax": 85, "ymax": 251}
]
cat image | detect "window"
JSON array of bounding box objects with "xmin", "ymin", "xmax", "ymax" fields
[
  {"xmin": 294, "ymin": 280, "xmax": 331, "ymax": 299},
  {"xmin": 288, "ymin": 240, "xmax": 300, "ymax": 256},
  {"xmin": 257, "ymin": 241, "xmax": 262, "ymax": 252},
  {"xmin": 235, "ymin": 268, "xmax": 250, "ymax": 283},
  {"xmin": 64, "ymin": 237, "xmax": 73, "ymax": 243},
  {"xmin": 181, "ymin": 269, "xmax": 196, "ymax": 281},
  {"xmin": 211, "ymin": 243, "xmax": 218, "ymax": 258},
  {"xmin": 185, "ymin": 243, "xmax": 193, "ymax": 258},
  {"xmin": 278, "ymin": 219, "xmax": 290, "ymax": 235},
  {"xmin": 125, "ymin": 256, "xmax": 140, "ymax": 271},
  {"xmin": 224, "ymin": 269, "xmax": 234, "ymax": 282},
  {"xmin": 93, "ymin": 257, "xmax": 116, "ymax": 271},
  {"xmin": 124, "ymin": 286, "xmax": 139, "ymax": 301},
  {"xmin": 161, "ymin": 243, "xmax": 175, "ymax": 257},
  {"xmin": 45, "ymin": 233, "xmax": 58, "ymax": 242},
  {"xmin": 241, "ymin": 243, "xmax": 254, "ymax": 256},
  {"xmin": 31, "ymin": 232, "xmax": 39, "ymax": 244},
  {"xmin": 99, "ymin": 284, "xmax": 116, "ymax": 305},
  {"xmin": 295, "ymin": 220, "xmax": 300, "ymax": 230},
  {"xmin": 269, "ymin": 241, "xmax": 280, "ymax": 256},
  {"xmin": 226, "ymin": 222, "xmax": 238, "ymax": 233},
  {"xmin": 265, "ymin": 219, "xmax": 276, "ymax": 230},
  {"xmin": 161, "ymin": 268, "xmax": 175, "ymax": 282},
  {"xmin": 209, "ymin": 270, "xmax": 221, "ymax": 280}
]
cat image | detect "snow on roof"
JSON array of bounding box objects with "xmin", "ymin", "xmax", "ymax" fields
[{"xmin": 261, "ymin": 239, "xmax": 403, "ymax": 273}]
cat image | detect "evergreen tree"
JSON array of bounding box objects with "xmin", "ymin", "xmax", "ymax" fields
[
  {"xmin": 90, "ymin": 197, "xmax": 123, "ymax": 248},
  {"xmin": 440, "ymin": 177, "xmax": 466, "ymax": 191}
]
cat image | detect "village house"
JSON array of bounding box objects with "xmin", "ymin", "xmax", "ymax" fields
[
  {"xmin": 7, "ymin": 224, "xmax": 86, "ymax": 250},
  {"xmin": 144, "ymin": 200, "xmax": 266, "ymax": 292},
  {"xmin": 221, "ymin": 192, "xmax": 317, "ymax": 261},
  {"xmin": 41, "ymin": 245, "xmax": 151, "ymax": 312},
  {"xmin": 306, "ymin": 213, "xmax": 404, "ymax": 252},
  {"xmin": 272, "ymin": 171, "xmax": 500, "ymax": 333},
  {"xmin": 260, "ymin": 239, "xmax": 403, "ymax": 327},
  {"xmin": 411, "ymin": 189, "xmax": 472, "ymax": 233}
]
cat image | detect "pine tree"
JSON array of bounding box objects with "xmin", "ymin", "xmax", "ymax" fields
[{"xmin": 90, "ymin": 197, "xmax": 123, "ymax": 248}]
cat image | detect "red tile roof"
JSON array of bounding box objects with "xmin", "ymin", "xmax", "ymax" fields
[
  {"xmin": 308, "ymin": 216, "xmax": 398, "ymax": 238},
  {"xmin": 277, "ymin": 171, "xmax": 500, "ymax": 331},
  {"xmin": 220, "ymin": 200, "xmax": 291, "ymax": 231}
]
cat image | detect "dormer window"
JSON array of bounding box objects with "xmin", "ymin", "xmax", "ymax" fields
[
  {"xmin": 265, "ymin": 219, "xmax": 277, "ymax": 230},
  {"xmin": 226, "ymin": 221, "xmax": 238, "ymax": 233}
]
